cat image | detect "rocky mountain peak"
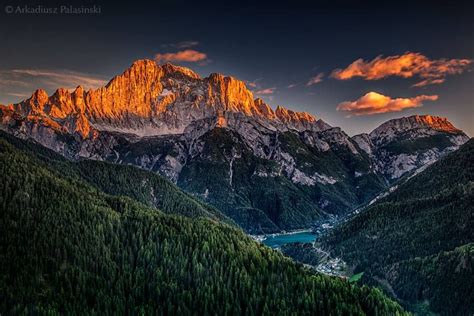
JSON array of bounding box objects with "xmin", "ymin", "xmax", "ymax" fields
[
  {"xmin": 207, "ymin": 72, "xmax": 225, "ymax": 82},
  {"xmin": 28, "ymin": 89, "xmax": 49, "ymax": 112},
  {"xmin": 106, "ymin": 59, "xmax": 162, "ymax": 89},
  {"xmin": 369, "ymin": 115, "xmax": 463, "ymax": 145},
  {"xmin": 275, "ymin": 105, "xmax": 317, "ymax": 123},
  {"xmin": 48, "ymin": 88, "xmax": 77, "ymax": 118},
  {"xmin": 350, "ymin": 114, "xmax": 470, "ymax": 180},
  {"xmin": 372, "ymin": 115, "xmax": 460, "ymax": 135},
  {"xmin": 161, "ymin": 62, "xmax": 201, "ymax": 79},
  {"xmin": 73, "ymin": 85, "xmax": 84, "ymax": 94},
  {"xmin": 205, "ymin": 73, "xmax": 255, "ymax": 115},
  {"xmin": 31, "ymin": 88, "xmax": 49, "ymax": 103},
  {"xmin": 412, "ymin": 115, "xmax": 460, "ymax": 132},
  {"xmin": 2, "ymin": 59, "xmax": 331, "ymax": 138},
  {"xmin": 254, "ymin": 98, "xmax": 276, "ymax": 119}
]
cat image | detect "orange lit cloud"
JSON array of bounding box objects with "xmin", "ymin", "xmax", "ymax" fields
[
  {"xmin": 306, "ymin": 73, "xmax": 324, "ymax": 86},
  {"xmin": 155, "ymin": 49, "xmax": 208, "ymax": 63},
  {"xmin": 331, "ymin": 52, "xmax": 472, "ymax": 87},
  {"xmin": 337, "ymin": 91, "xmax": 438, "ymax": 116},
  {"xmin": 255, "ymin": 87, "xmax": 276, "ymax": 95}
]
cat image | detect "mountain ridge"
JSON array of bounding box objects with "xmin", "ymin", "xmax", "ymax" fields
[
  {"xmin": 0, "ymin": 59, "xmax": 328, "ymax": 138},
  {"xmin": 0, "ymin": 59, "xmax": 469, "ymax": 233},
  {"xmin": 0, "ymin": 60, "xmax": 467, "ymax": 141}
]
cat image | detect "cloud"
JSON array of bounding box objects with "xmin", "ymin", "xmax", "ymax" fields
[
  {"xmin": 154, "ymin": 49, "xmax": 208, "ymax": 64},
  {"xmin": 255, "ymin": 87, "xmax": 276, "ymax": 95},
  {"xmin": 9, "ymin": 69, "xmax": 107, "ymax": 88},
  {"xmin": 0, "ymin": 78, "xmax": 30, "ymax": 87},
  {"xmin": 331, "ymin": 52, "xmax": 472, "ymax": 87},
  {"xmin": 336, "ymin": 91, "xmax": 438, "ymax": 116},
  {"xmin": 306, "ymin": 73, "xmax": 324, "ymax": 86},
  {"xmin": 411, "ymin": 78, "xmax": 445, "ymax": 88},
  {"xmin": 6, "ymin": 92, "xmax": 31, "ymax": 98},
  {"xmin": 246, "ymin": 80, "xmax": 258, "ymax": 88},
  {"xmin": 0, "ymin": 68, "xmax": 107, "ymax": 104},
  {"xmin": 287, "ymin": 83, "xmax": 298, "ymax": 88},
  {"xmin": 161, "ymin": 41, "xmax": 199, "ymax": 49}
]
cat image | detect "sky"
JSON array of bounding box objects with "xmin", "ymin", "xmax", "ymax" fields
[{"xmin": 0, "ymin": 0, "xmax": 473, "ymax": 135}]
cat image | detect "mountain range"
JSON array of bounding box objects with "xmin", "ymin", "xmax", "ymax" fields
[
  {"xmin": 1, "ymin": 59, "xmax": 472, "ymax": 315},
  {"xmin": 0, "ymin": 59, "xmax": 469, "ymax": 233}
]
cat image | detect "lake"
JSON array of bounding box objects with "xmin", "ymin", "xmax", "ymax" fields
[{"xmin": 262, "ymin": 231, "xmax": 316, "ymax": 248}]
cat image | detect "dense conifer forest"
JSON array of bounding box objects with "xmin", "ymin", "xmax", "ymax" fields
[
  {"xmin": 321, "ymin": 139, "xmax": 474, "ymax": 315},
  {"xmin": 0, "ymin": 134, "xmax": 406, "ymax": 315}
]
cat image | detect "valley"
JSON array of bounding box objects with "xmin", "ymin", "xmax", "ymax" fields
[
  {"xmin": 0, "ymin": 59, "xmax": 471, "ymax": 315},
  {"xmin": 2, "ymin": 1, "xmax": 473, "ymax": 314},
  {"xmin": 255, "ymin": 212, "xmax": 357, "ymax": 278},
  {"xmin": 319, "ymin": 139, "xmax": 474, "ymax": 315},
  {"xmin": 0, "ymin": 60, "xmax": 468, "ymax": 235},
  {"xmin": 260, "ymin": 230, "xmax": 316, "ymax": 248},
  {"xmin": 0, "ymin": 130, "xmax": 407, "ymax": 315}
]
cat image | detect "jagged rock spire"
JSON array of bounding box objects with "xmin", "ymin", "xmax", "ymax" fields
[{"xmin": 4, "ymin": 59, "xmax": 327, "ymax": 138}]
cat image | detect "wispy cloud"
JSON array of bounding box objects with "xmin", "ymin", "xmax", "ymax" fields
[
  {"xmin": 0, "ymin": 78, "xmax": 30, "ymax": 86},
  {"xmin": 161, "ymin": 40, "xmax": 199, "ymax": 49},
  {"xmin": 255, "ymin": 87, "xmax": 276, "ymax": 95},
  {"xmin": 10, "ymin": 69, "xmax": 107, "ymax": 88},
  {"xmin": 0, "ymin": 68, "xmax": 107, "ymax": 103},
  {"xmin": 154, "ymin": 49, "xmax": 208, "ymax": 64},
  {"xmin": 246, "ymin": 80, "xmax": 258, "ymax": 88},
  {"xmin": 331, "ymin": 52, "xmax": 472, "ymax": 87},
  {"xmin": 287, "ymin": 83, "xmax": 298, "ymax": 88},
  {"xmin": 245, "ymin": 78, "xmax": 264, "ymax": 90},
  {"xmin": 306, "ymin": 73, "xmax": 324, "ymax": 86},
  {"xmin": 337, "ymin": 91, "xmax": 438, "ymax": 116},
  {"xmin": 411, "ymin": 78, "xmax": 446, "ymax": 88},
  {"xmin": 6, "ymin": 92, "xmax": 31, "ymax": 98}
]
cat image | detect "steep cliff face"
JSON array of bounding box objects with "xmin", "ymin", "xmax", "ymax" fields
[{"xmin": 0, "ymin": 59, "xmax": 327, "ymax": 139}]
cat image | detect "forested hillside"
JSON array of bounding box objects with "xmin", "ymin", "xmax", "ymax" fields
[
  {"xmin": 0, "ymin": 134, "xmax": 407, "ymax": 315},
  {"xmin": 0, "ymin": 131, "xmax": 230, "ymax": 223},
  {"xmin": 320, "ymin": 139, "xmax": 474, "ymax": 315},
  {"xmin": 177, "ymin": 127, "xmax": 387, "ymax": 233}
]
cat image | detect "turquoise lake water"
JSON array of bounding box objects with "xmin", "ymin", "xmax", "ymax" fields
[{"xmin": 262, "ymin": 231, "xmax": 316, "ymax": 248}]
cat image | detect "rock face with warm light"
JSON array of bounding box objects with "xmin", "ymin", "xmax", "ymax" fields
[
  {"xmin": 0, "ymin": 59, "xmax": 327, "ymax": 139},
  {"xmin": 353, "ymin": 115, "xmax": 469, "ymax": 180},
  {"xmin": 0, "ymin": 60, "xmax": 469, "ymax": 233},
  {"xmin": 369, "ymin": 115, "xmax": 462, "ymax": 145}
]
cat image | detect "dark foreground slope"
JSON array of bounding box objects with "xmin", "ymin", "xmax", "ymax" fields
[
  {"xmin": 0, "ymin": 135, "xmax": 406, "ymax": 315},
  {"xmin": 320, "ymin": 139, "xmax": 474, "ymax": 315}
]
